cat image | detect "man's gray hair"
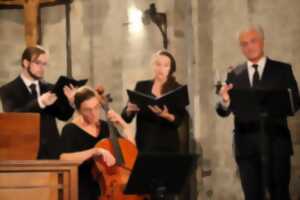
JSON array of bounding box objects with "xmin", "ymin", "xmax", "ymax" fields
[{"xmin": 237, "ymin": 24, "xmax": 265, "ymax": 40}]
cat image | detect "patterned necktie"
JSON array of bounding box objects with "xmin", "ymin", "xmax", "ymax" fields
[
  {"xmin": 252, "ymin": 64, "xmax": 259, "ymax": 88},
  {"xmin": 29, "ymin": 83, "xmax": 37, "ymax": 99}
]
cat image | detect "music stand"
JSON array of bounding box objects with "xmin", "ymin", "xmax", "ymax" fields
[
  {"xmin": 124, "ymin": 153, "xmax": 198, "ymax": 200},
  {"xmin": 229, "ymin": 88, "xmax": 296, "ymax": 119},
  {"xmin": 229, "ymin": 88, "xmax": 297, "ymax": 199}
]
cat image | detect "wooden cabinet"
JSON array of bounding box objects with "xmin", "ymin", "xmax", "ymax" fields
[{"xmin": 0, "ymin": 160, "xmax": 79, "ymax": 200}]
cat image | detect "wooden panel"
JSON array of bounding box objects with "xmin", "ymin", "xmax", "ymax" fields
[
  {"xmin": 0, "ymin": 113, "xmax": 40, "ymax": 160},
  {"xmin": 0, "ymin": 188, "xmax": 53, "ymax": 200},
  {"xmin": 0, "ymin": 172, "xmax": 59, "ymax": 187},
  {"xmin": 0, "ymin": 172, "xmax": 59, "ymax": 199},
  {"xmin": 0, "ymin": 160, "xmax": 79, "ymax": 200}
]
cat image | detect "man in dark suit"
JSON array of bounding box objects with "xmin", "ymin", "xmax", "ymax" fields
[
  {"xmin": 216, "ymin": 25, "xmax": 299, "ymax": 200},
  {"xmin": 0, "ymin": 46, "xmax": 75, "ymax": 159}
]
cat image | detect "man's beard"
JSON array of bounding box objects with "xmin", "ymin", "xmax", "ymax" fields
[{"xmin": 27, "ymin": 66, "xmax": 42, "ymax": 80}]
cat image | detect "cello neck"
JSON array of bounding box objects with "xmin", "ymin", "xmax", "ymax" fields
[{"xmin": 101, "ymin": 102, "xmax": 125, "ymax": 165}]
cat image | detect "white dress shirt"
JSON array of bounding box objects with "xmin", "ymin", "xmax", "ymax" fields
[
  {"xmin": 247, "ymin": 56, "xmax": 267, "ymax": 86},
  {"xmin": 20, "ymin": 74, "xmax": 46, "ymax": 108}
]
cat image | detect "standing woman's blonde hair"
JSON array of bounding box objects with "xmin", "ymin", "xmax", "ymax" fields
[{"xmin": 151, "ymin": 50, "xmax": 181, "ymax": 93}]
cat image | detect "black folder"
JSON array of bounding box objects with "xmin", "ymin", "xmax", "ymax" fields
[
  {"xmin": 127, "ymin": 85, "xmax": 189, "ymax": 110},
  {"xmin": 52, "ymin": 76, "xmax": 88, "ymax": 99}
]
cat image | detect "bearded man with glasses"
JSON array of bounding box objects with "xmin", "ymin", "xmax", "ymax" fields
[{"xmin": 0, "ymin": 46, "xmax": 75, "ymax": 159}]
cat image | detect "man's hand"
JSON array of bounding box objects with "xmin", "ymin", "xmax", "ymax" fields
[
  {"xmin": 219, "ymin": 83, "xmax": 234, "ymax": 103},
  {"xmin": 39, "ymin": 91, "xmax": 57, "ymax": 106},
  {"xmin": 63, "ymin": 84, "xmax": 76, "ymax": 106}
]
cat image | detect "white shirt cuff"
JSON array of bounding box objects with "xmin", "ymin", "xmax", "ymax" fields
[
  {"xmin": 219, "ymin": 97, "xmax": 230, "ymax": 109},
  {"xmin": 37, "ymin": 96, "xmax": 46, "ymax": 109}
]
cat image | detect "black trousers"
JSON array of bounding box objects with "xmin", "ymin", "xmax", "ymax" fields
[{"xmin": 236, "ymin": 155, "xmax": 291, "ymax": 200}]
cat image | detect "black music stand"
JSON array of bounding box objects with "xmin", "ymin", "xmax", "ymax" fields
[
  {"xmin": 229, "ymin": 88, "xmax": 297, "ymax": 199},
  {"xmin": 229, "ymin": 88, "xmax": 296, "ymax": 119},
  {"xmin": 124, "ymin": 153, "xmax": 198, "ymax": 200}
]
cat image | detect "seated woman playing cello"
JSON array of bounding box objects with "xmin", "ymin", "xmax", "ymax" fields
[{"xmin": 59, "ymin": 86, "xmax": 134, "ymax": 200}]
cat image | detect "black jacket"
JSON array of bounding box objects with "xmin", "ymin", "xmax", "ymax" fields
[
  {"xmin": 121, "ymin": 80, "xmax": 186, "ymax": 152},
  {"xmin": 216, "ymin": 58, "xmax": 300, "ymax": 157}
]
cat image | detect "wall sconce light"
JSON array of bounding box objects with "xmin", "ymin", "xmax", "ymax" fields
[
  {"xmin": 143, "ymin": 3, "xmax": 168, "ymax": 49},
  {"xmin": 128, "ymin": 6, "xmax": 143, "ymax": 33}
]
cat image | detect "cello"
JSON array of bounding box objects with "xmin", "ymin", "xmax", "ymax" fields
[{"xmin": 93, "ymin": 87, "xmax": 145, "ymax": 200}]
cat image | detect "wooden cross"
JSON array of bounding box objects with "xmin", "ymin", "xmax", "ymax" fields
[{"xmin": 0, "ymin": 0, "xmax": 66, "ymax": 47}]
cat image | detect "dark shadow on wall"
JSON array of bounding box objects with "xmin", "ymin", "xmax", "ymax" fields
[
  {"xmin": 177, "ymin": 111, "xmax": 204, "ymax": 200},
  {"xmin": 81, "ymin": 0, "xmax": 109, "ymax": 86},
  {"xmin": 41, "ymin": 5, "xmax": 65, "ymax": 24},
  {"xmin": 289, "ymin": 110, "xmax": 300, "ymax": 200},
  {"xmin": 81, "ymin": 0, "xmax": 109, "ymax": 35},
  {"xmin": 0, "ymin": 9, "xmax": 23, "ymax": 24}
]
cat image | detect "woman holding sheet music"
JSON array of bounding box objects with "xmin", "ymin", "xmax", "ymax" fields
[{"xmin": 121, "ymin": 50, "xmax": 187, "ymax": 153}]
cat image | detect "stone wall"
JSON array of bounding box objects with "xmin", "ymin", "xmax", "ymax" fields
[{"xmin": 1, "ymin": 0, "xmax": 300, "ymax": 199}]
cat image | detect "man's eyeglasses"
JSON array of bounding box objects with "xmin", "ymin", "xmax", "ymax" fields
[{"xmin": 31, "ymin": 60, "xmax": 48, "ymax": 67}]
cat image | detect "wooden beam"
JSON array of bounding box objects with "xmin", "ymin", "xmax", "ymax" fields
[
  {"xmin": 0, "ymin": 0, "xmax": 23, "ymax": 6},
  {"xmin": 40, "ymin": 0, "xmax": 57, "ymax": 3},
  {"xmin": 23, "ymin": 0, "xmax": 39, "ymax": 46},
  {"xmin": 0, "ymin": 0, "xmax": 69, "ymax": 46},
  {"xmin": 0, "ymin": 0, "xmax": 58, "ymax": 6}
]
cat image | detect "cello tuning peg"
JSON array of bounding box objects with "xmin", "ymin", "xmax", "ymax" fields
[{"xmin": 105, "ymin": 94, "xmax": 113, "ymax": 103}]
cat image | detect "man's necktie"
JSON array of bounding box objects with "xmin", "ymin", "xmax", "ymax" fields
[
  {"xmin": 252, "ymin": 64, "xmax": 259, "ymax": 88},
  {"xmin": 29, "ymin": 83, "xmax": 37, "ymax": 99}
]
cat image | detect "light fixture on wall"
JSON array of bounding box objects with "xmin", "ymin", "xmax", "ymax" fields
[
  {"xmin": 128, "ymin": 6, "xmax": 143, "ymax": 33},
  {"xmin": 142, "ymin": 3, "xmax": 168, "ymax": 49}
]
